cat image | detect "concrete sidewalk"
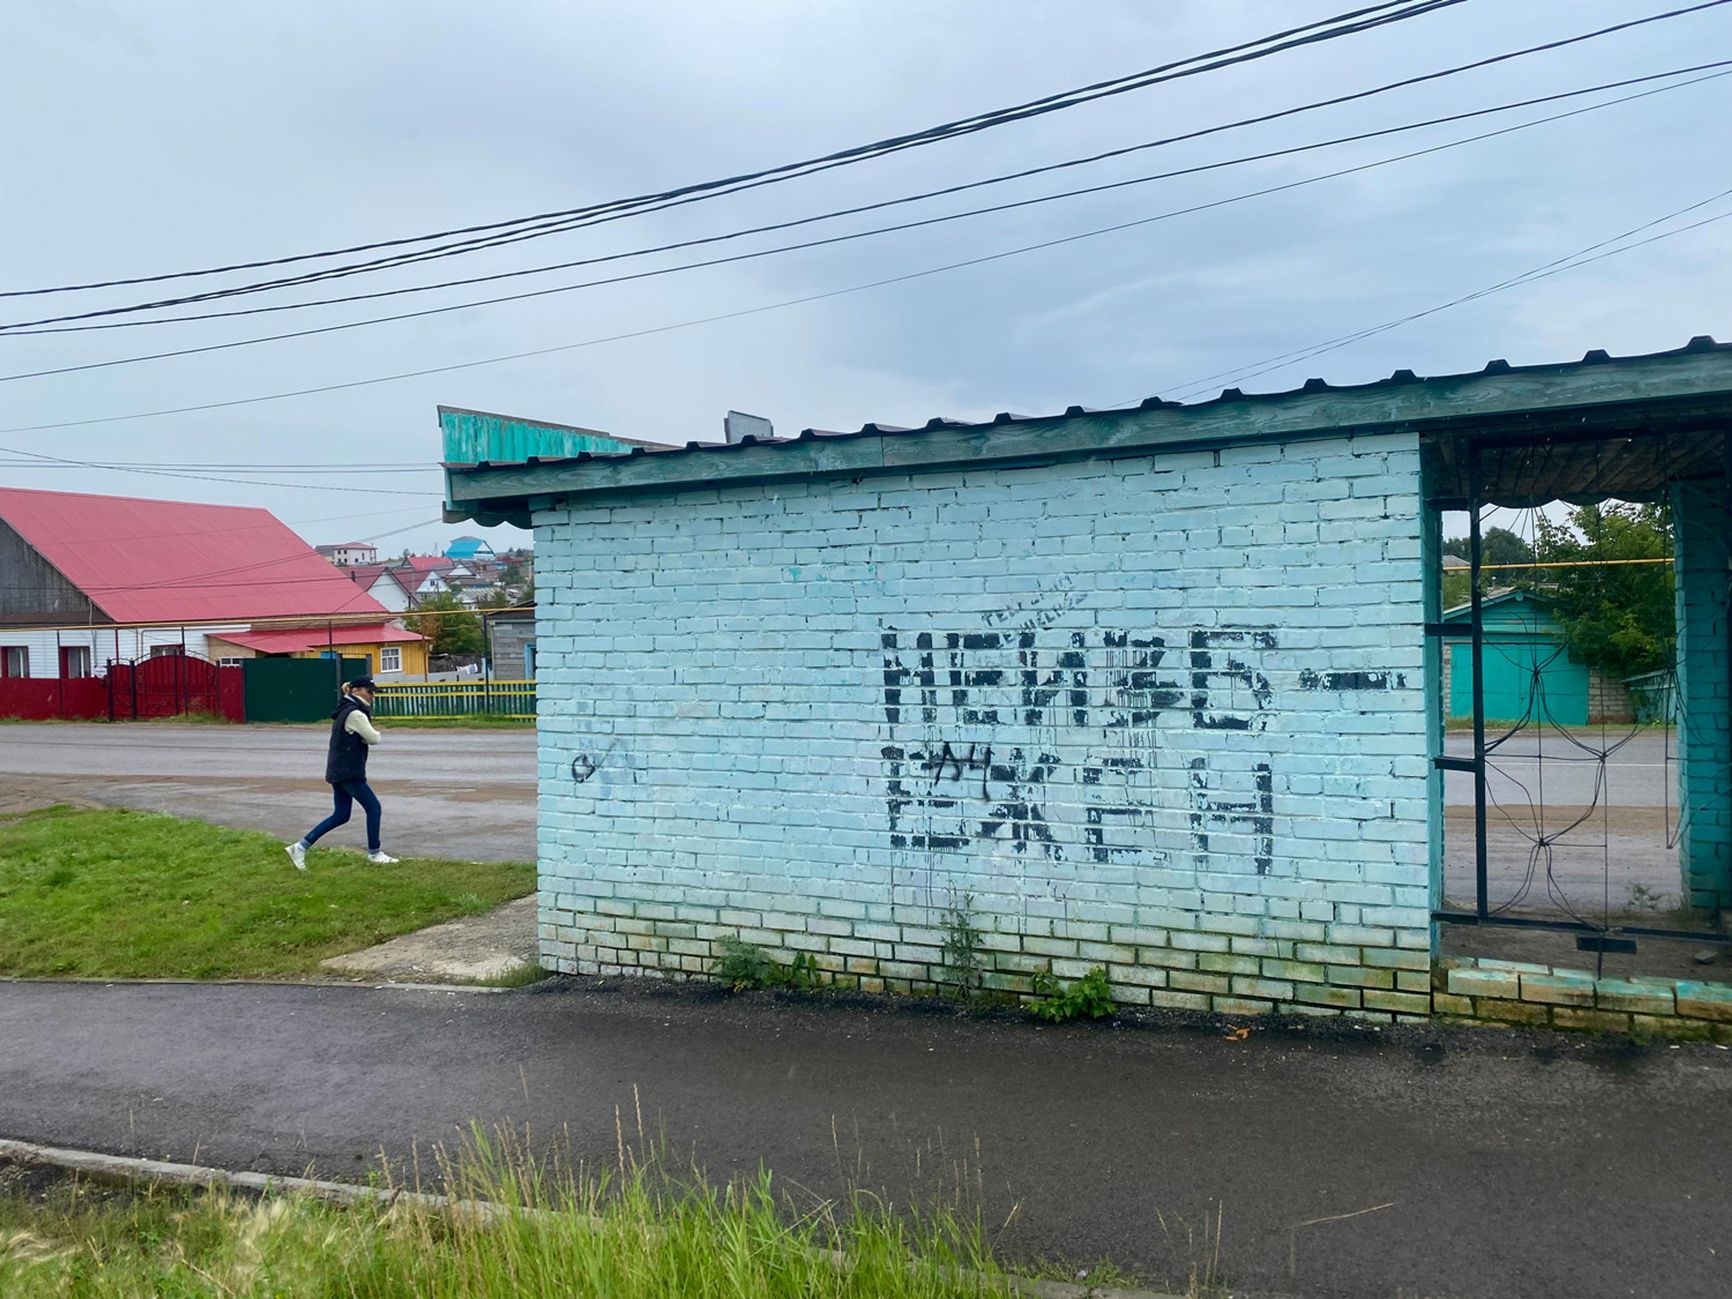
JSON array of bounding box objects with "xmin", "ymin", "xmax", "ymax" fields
[{"xmin": 1, "ymin": 979, "xmax": 1728, "ymax": 1298}]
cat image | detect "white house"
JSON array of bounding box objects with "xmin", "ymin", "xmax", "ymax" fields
[{"xmin": 317, "ymin": 541, "xmax": 379, "ymax": 567}]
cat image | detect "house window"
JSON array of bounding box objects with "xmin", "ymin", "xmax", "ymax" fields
[
  {"xmin": 379, "ymin": 646, "xmax": 402, "ymax": 673},
  {"xmin": 217, "ymin": 657, "xmax": 246, "ymax": 668},
  {"xmin": 1, "ymin": 646, "xmax": 28, "ymax": 679},
  {"xmin": 149, "ymin": 644, "xmax": 185, "ymax": 658},
  {"xmin": 60, "ymin": 646, "xmax": 92, "ymax": 679},
  {"xmin": 524, "ymin": 642, "xmax": 537, "ymax": 676}
]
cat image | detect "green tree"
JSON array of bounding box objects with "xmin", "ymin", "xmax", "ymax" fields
[
  {"xmin": 1441, "ymin": 525, "xmax": 1537, "ymax": 610},
  {"xmin": 1533, "ymin": 502, "xmax": 1674, "ymax": 679},
  {"xmin": 407, "ymin": 592, "xmax": 483, "ymax": 657}
]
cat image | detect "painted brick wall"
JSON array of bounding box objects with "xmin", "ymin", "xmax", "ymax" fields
[
  {"xmin": 1674, "ymin": 476, "xmax": 1731, "ymax": 909},
  {"xmin": 533, "ymin": 433, "xmax": 1433, "ymax": 1020}
]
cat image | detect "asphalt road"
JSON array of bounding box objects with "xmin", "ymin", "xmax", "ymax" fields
[
  {"xmin": 1, "ymin": 980, "xmax": 1727, "ymax": 1299},
  {"xmin": 1442, "ymin": 729, "xmax": 1675, "ymax": 808},
  {"xmin": 0, "ymin": 723, "xmax": 536, "ymax": 862},
  {"xmin": 1440, "ymin": 730, "xmax": 1689, "ymax": 915}
]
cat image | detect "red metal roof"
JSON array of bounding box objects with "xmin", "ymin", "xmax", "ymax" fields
[
  {"xmin": 0, "ymin": 486, "xmax": 390, "ymax": 625},
  {"xmin": 211, "ymin": 624, "xmax": 423, "ymax": 654}
]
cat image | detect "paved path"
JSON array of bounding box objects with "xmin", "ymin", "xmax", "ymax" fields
[
  {"xmin": 0, "ymin": 723, "xmax": 536, "ymax": 862},
  {"xmin": 1, "ymin": 980, "xmax": 1728, "ymax": 1299},
  {"xmin": 1441, "ymin": 730, "xmax": 1687, "ymax": 914}
]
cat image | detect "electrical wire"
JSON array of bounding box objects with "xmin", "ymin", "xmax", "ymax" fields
[
  {"xmin": 0, "ymin": 443, "xmax": 441, "ymax": 496},
  {"xmin": 9, "ymin": 68, "xmax": 1726, "ymax": 387},
  {"xmin": 14, "ymin": 58, "xmax": 1727, "ymax": 337},
  {"xmin": 0, "ymin": 1, "xmax": 1465, "ymax": 301},
  {"xmin": 1145, "ymin": 184, "xmax": 1732, "ymax": 404},
  {"xmin": 6, "ymin": 139, "xmax": 1727, "ymax": 450},
  {"xmin": 25, "ymin": 0, "xmax": 1730, "ymax": 328}
]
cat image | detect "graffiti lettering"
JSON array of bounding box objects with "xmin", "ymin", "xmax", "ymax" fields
[
  {"xmin": 881, "ymin": 627, "xmax": 1286, "ymax": 876},
  {"xmin": 981, "ymin": 575, "xmax": 1086, "ymax": 633},
  {"xmin": 1188, "ymin": 758, "xmax": 1276, "ymax": 876},
  {"xmin": 1297, "ymin": 669, "xmax": 1406, "ymax": 691}
]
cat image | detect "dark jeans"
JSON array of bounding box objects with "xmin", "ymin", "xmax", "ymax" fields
[{"xmin": 302, "ymin": 779, "xmax": 382, "ymax": 853}]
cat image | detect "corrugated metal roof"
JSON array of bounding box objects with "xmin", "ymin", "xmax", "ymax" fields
[
  {"xmin": 213, "ymin": 623, "xmax": 422, "ymax": 654},
  {"xmin": 0, "ymin": 487, "xmax": 390, "ymax": 625},
  {"xmin": 438, "ymin": 405, "xmax": 670, "ymax": 465},
  {"xmin": 443, "ymin": 336, "xmax": 1732, "ymax": 522}
]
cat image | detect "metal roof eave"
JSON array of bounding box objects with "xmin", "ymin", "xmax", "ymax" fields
[{"xmin": 443, "ymin": 341, "xmax": 1732, "ymax": 524}]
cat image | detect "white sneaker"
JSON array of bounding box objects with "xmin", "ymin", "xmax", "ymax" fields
[
  {"xmin": 286, "ymin": 841, "xmax": 306, "ymax": 871},
  {"xmin": 367, "ymin": 851, "xmax": 399, "ymax": 864}
]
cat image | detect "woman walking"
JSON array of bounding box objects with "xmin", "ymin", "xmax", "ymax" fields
[{"xmin": 286, "ymin": 677, "xmax": 399, "ymax": 867}]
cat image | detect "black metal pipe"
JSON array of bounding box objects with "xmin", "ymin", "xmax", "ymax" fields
[{"xmin": 1467, "ymin": 446, "xmax": 1490, "ymax": 921}]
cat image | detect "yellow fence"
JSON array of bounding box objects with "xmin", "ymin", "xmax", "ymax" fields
[{"xmin": 372, "ymin": 679, "xmax": 535, "ymax": 719}]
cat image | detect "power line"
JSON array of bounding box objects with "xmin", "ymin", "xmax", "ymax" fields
[
  {"xmin": 0, "ymin": 461, "xmax": 439, "ymax": 474},
  {"xmin": 15, "ymin": 45, "xmax": 1729, "ymax": 338},
  {"xmin": 0, "ymin": 1, "xmax": 1461, "ymax": 301},
  {"xmin": 8, "ymin": 63, "xmax": 1727, "ymax": 386},
  {"xmin": 1150, "ymin": 184, "xmax": 1732, "ymax": 403},
  {"xmin": 3, "ymin": 86, "xmax": 1724, "ymax": 441},
  {"xmin": 0, "ymin": 443, "xmax": 441, "ymax": 495}
]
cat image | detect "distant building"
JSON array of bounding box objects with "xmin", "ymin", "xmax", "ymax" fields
[
  {"xmin": 445, "ymin": 535, "xmax": 496, "ymax": 563},
  {"xmin": 1440, "ymin": 589, "xmax": 1632, "ymax": 725},
  {"xmin": 486, "ymin": 606, "xmax": 536, "ymax": 678},
  {"xmin": 205, "ymin": 624, "xmax": 428, "ymax": 679},
  {"xmin": 317, "ymin": 541, "xmax": 379, "ymax": 567},
  {"xmin": 0, "ymin": 486, "xmax": 410, "ymax": 677},
  {"xmin": 393, "ymin": 555, "xmax": 465, "ymax": 602},
  {"xmin": 342, "ymin": 563, "xmax": 416, "ymax": 613}
]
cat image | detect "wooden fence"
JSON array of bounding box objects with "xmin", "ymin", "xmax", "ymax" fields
[{"xmin": 371, "ymin": 679, "xmax": 535, "ymax": 719}]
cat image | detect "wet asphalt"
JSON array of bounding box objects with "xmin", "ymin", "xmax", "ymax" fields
[{"xmin": 1, "ymin": 978, "xmax": 1728, "ymax": 1299}]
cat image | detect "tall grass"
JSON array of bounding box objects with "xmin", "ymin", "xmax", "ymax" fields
[{"xmin": 0, "ymin": 1123, "xmax": 1021, "ymax": 1299}]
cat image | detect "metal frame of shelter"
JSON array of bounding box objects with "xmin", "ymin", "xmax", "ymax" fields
[{"xmin": 1424, "ymin": 406, "xmax": 1732, "ymax": 949}]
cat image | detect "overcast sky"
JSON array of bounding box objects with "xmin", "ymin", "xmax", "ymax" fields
[{"xmin": 2, "ymin": 0, "xmax": 1728, "ymax": 556}]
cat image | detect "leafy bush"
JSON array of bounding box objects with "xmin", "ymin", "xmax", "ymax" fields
[
  {"xmin": 1028, "ymin": 967, "xmax": 1116, "ymax": 1022},
  {"xmin": 713, "ymin": 939, "xmax": 822, "ymax": 992}
]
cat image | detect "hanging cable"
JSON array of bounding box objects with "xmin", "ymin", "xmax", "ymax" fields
[{"xmin": 0, "ymin": 1, "xmax": 1468, "ymax": 301}]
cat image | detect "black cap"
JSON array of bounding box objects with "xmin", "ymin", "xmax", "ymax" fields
[{"xmin": 347, "ymin": 676, "xmax": 376, "ymax": 691}]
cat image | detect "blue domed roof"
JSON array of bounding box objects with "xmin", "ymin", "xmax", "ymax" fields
[{"xmin": 444, "ymin": 536, "xmax": 493, "ymax": 560}]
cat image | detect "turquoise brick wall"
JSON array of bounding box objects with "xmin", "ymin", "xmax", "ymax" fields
[
  {"xmin": 1674, "ymin": 476, "xmax": 1731, "ymax": 909},
  {"xmin": 531, "ymin": 434, "xmax": 1434, "ymax": 1020}
]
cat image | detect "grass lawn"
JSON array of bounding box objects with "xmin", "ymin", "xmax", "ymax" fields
[
  {"xmin": 0, "ymin": 806, "xmax": 533, "ymax": 980},
  {"xmin": 0, "ymin": 1141, "xmax": 1054, "ymax": 1299}
]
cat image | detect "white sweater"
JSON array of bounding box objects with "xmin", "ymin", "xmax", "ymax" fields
[{"xmin": 345, "ymin": 709, "xmax": 382, "ymax": 745}]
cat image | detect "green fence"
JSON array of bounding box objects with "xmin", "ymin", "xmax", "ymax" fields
[
  {"xmin": 1624, "ymin": 669, "xmax": 1678, "ymax": 724},
  {"xmin": 371, "ymin": 679, "xmax": 536, "ymax": 719},
  {"xmin": 242, "ymin": 656, "xmax": 371, "ymax": 723}
]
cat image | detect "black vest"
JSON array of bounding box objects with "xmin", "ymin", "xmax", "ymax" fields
[{"xmin": 325, "ymin": 697, "xmax": 371, "ymax": 784}]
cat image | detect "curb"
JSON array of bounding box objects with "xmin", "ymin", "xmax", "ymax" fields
[
  {"xmin": 0, "ymin": 1138, "xmax": 1183, "ymax": 1299},
  {"xmin": 0, "ymin": 976, "xmax": 537, "ymax": 994}
]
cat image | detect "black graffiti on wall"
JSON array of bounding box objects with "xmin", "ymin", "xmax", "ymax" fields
[{"xmin": 880, "ymin": 628, "xmax": 1283, "ymax": 874}]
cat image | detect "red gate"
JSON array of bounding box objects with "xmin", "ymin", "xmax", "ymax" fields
[{"xmin": 108, "ymin": 651, "xmax": 222, "ymax": 719}]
